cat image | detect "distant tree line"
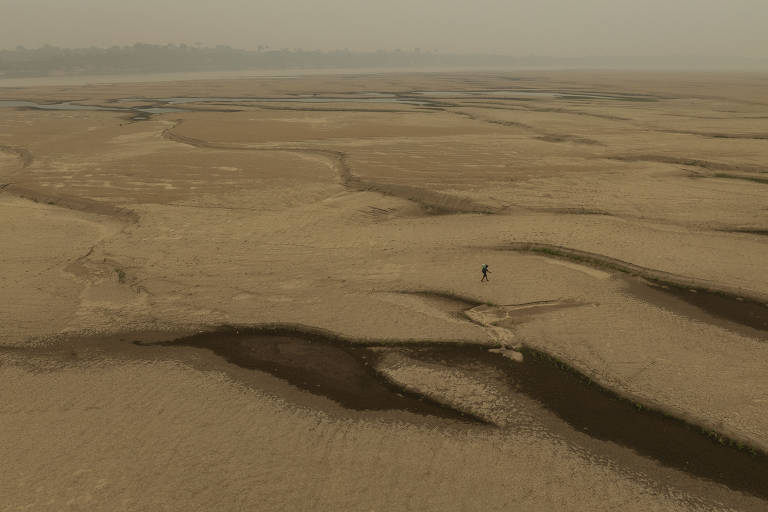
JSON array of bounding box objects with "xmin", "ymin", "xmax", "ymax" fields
[
  {"xmin": 1, "ymin": 44, "xmax": 764, "ymax": 77},
  {"xmin": 0, "ymin": 44, "xmax": 525, "ymax": 78}
]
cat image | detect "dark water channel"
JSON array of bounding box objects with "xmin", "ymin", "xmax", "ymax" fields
[
  {"xmin": 113, "ymin": 89, "xmax": 652, "ymax": 106},
  {"xmin": 0, "ymin": 89, "xmax": 656, "ymax": 118},
  {"xmin": 0, "ymin": 99, "xmax": 188, "ymax": 116},
  {"xmin": 143, "ymin": 326, "xmax": 768, "ymax": 501}
]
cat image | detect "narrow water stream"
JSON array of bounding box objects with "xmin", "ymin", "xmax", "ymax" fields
[{"xmin": 0, "ymin": 99, "xmax": 188, "ymax": 115}]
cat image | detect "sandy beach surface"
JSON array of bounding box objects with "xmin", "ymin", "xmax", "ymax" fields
[{"xmin": 1, "ymin": 71, "xmax": 768, "ymax": 511}]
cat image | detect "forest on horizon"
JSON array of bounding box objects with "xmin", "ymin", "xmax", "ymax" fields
[{"xmin": 1, "ymin": 44, "xmax": 764, "ymax": 78}]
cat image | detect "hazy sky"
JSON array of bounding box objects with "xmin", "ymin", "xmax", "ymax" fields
[{"xmin": 1, "ymin": 0, "xmax": 767, "ymax": 57}]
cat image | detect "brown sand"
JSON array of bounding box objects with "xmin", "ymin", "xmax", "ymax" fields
[{"xmin": 2, "ymin": 71, "xmax": 768, "ymax": 511}]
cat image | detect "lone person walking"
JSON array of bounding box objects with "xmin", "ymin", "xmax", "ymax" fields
[{"xmin": 481, "ymin": 263, "xmax": 490, "ymax": 282}]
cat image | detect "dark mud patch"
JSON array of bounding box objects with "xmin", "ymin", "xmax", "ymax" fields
[
  {"xmin": 502, "ymin": 243, "xmax": 768, "ymax": 336},
  {"xmin": 627, "ymin": 278, "xmax": 768, "ymax": 335},
  {"xmin": 138, "ymin": 326, "xmax": 486, "ymax": 422},
  {"xmin": 2, "ymin": 183, "xmax": 139, "ymax": 223},
  {"xmin": 465, "ymin": 102, "xmax": 631, "ymax": 120},
  {"xmin": 526, "ymin": 106, "xmax": 630, "ymax": 120},
  {"xmin": 455, "ymin": 111, "xmax": 602, "ymax": 145},
  {"xmin": 403, "ymin": 344, "xmax": 768, "ymax": 501},
  {"xmin": 0, "ymin": 99, "xmax": 192, "ymax": 120},
  {"xmin": 534, "ymin": 134, "xmax": 602, "ymax": 145},
  {"xmin": 254, "ymin": 104, "xmax": 418, "ymax": 114},
  {"xmin": 1, "ymin": 148, "xmax": 137, "ymax": 221},
  {"xmin": 492, "ymin": 300, "xmax": 589, "ymax": 328},
  {"xmin": 0, "ymin": 144, "xmax": 33, "ymax": 168},
  {"xmin": 724, "ymin": 229, "xmax": 768, "ymax": 236},
  {"xmin": 454, "ymin": 111, "xmax": 534, "ymax": 130},
  {"xmin": 542, "ymin": 207, "xmax": 612, "ymax": 215},
  {"xmin": 347, "ymin": 177, "xmax": 501, "ymax": 215},
  {"xmin": 604, "ymin": 155, "xmax": 768, "ymax": 174},
  {"xmin": 712, "ymin": 173, "xmax": 768, "ymax": 185},
  {"xmin": 398, "ymin": 290, "xmax": 485, "ymax": 307},
  {"xmin": 394, "ymin": 290, "xmax": 488, "ymax": 323},
  {"xmin": 518, "ymin": 205, "xmax": 614, "ymax": 216},
  {"xmin": 661, "ymin": 129, "xmax": 768, "ymax": 140},
  {"xmin": 163, "ymin": 121, "xmax": 501, "ymax": 215}
]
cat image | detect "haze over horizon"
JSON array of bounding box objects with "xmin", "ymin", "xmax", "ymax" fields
[{"xmin": 1, "ymin": 0, "xmax": 767, "ymax": 62}]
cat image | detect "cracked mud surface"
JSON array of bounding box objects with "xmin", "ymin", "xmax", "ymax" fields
[{"xmin": 2, "ymin": 71, "xmax": 768, "ymax": 511}]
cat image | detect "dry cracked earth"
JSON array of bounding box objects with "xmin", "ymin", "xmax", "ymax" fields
[{"xmin": 1, "ymin": 71, "xmax": 768, "ymax": 511}]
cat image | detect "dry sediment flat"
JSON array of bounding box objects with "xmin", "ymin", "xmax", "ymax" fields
[{"xmin": 1, "ymin": 71, "xmax": 768, "ymax": 511}]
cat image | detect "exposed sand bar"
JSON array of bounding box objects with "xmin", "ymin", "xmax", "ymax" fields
[{"xmin": 2, "ymin": 71, "xmax": 768, "ymax": 510}]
